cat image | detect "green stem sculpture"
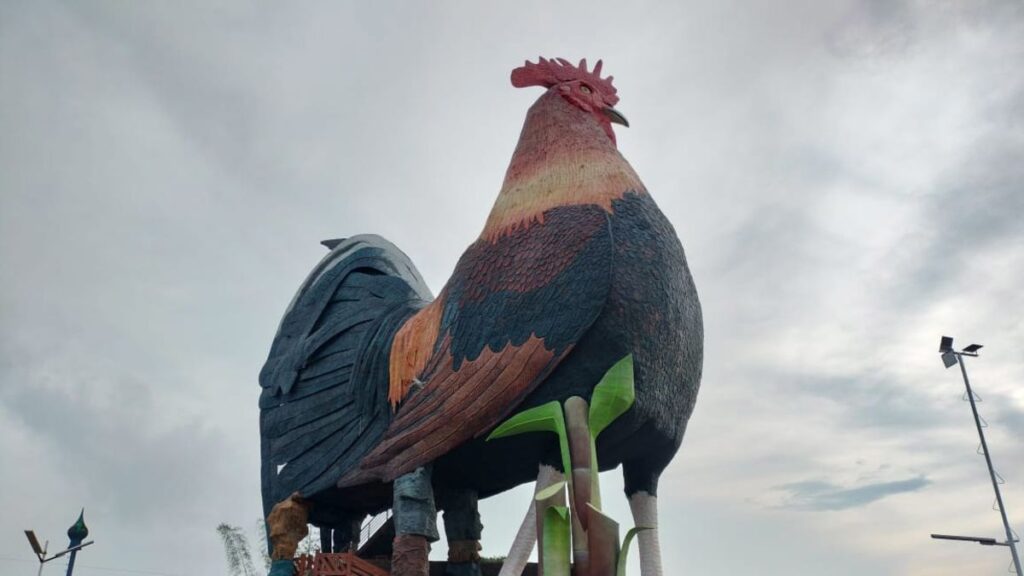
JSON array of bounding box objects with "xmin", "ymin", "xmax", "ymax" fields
[{"xmin": 488, "ymin": 355, "xmax": 647, "ymax": 576}]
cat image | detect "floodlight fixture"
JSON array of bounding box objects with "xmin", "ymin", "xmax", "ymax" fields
[
  {"xmin": 938, "ymin": 336, "xmax": 984, "ymax": 368},
  {"xmin": 939, "ymin": 336, "xmax": 954, "ymax": 353},
  {"xmin": 25, "ymin": 530, "xmax": 43, "ymax": 557}
]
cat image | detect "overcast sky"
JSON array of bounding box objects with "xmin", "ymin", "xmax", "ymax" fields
[{"xmin": 2, "ymin": 1, "xmax": 1023, "ymax": 575}]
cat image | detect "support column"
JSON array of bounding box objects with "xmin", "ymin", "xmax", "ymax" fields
[
  {"xmin": 442, "ymin": 489, "xmax": 484, "ymax": 576},
  {"xmin": 392, "ymin": 466, "xmax": 439, "ymax": 576}
]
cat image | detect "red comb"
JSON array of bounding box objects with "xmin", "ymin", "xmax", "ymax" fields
[{"xmin": 511, "ymin": 57, "xmax": 618, "ymax": 105}]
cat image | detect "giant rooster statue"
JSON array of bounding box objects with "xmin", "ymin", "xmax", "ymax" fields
[{"xmin": 259, "ymin": 57, "xmax": 703, "ymax": 576}]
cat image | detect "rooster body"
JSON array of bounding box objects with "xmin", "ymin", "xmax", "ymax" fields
[{"xmin": 260, "ymin": 58, "xmax": 702, "ymax": 574}]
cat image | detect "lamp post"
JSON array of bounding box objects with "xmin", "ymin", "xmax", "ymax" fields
[
  {"xmin": 65, "ymin": 510, "xmax": 89, "ymax": 576},
  {"xmin": 23, "ymin": 509, "xmax": 94, "ymax": 576},
  {"xmin": 932, "ymin": 336, "xmax": 1022, "ymax": 576}
]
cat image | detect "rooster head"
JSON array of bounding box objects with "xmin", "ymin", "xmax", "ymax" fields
[{"xmin": 511, "ymin": 57, "xmax": 628, "ymax": 143}]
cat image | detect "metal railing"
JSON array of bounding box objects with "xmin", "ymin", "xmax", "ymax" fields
[{"xmin": 358, "ymin": 509, "xmax": 393, "ymax": 550}]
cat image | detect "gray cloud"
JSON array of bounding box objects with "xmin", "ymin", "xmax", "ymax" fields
[
  {"xmin": 998, "ymin": 405, "xmax": 1024, "ymax": 439},
  {"xmin": 779, "ymin": 371, "xmax": 950, "ymax": 432},
  {"xmin": 0, "ymin": 352, "xmax": 233, "ymax": 525},
  {"xmin": 776, "ymin": 476, "xmax": 932, "ymax": 511}
]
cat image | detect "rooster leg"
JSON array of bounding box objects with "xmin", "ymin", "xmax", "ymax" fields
[
  {"xmin": 498, "ymin": 464, "xmax": 565, "ymax": 576},
  {"xmin": 392, "ymin": 465, "xmax": 439, "ymax": 576},
  {"xmin": 439, "ymin": 488, "xmax": 483, "ymax": 576},
  {"xmin": 628, "ymin": 491, "xmax": 663, "ymax": 576}
]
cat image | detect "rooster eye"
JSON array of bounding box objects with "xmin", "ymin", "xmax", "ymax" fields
[{"xmin": 579, "ymin": 85, "xmax": 592, "ymax": 94}]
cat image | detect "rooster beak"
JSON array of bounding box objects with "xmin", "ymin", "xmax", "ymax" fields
[{"xmin": 603, "ymin": 106, "xmax": 629, "ymax": 127}]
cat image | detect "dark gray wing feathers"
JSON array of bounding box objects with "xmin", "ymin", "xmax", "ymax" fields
[{"xmin": 259, "ymin": 235, "xmax": 431, "ymax": 514}]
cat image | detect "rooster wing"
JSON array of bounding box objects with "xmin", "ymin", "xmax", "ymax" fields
[{"xmin": 343, "ymin": 203, "xmax": 613, "ymax": 484}]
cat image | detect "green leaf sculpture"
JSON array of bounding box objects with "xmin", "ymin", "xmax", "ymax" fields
[
  {"xmin": 588, "ymin": 354, "xmax": 636, "ymax": 441},
  {"xmin": 535, "ymin": 480, "xmax": 568, "ymax": 503},
  {"xmin": 616, "ymin": 526, "xmax": 652, "ymax": 576},
  {"xmin": 586, "ymin": 354, "xmax": 636, "ymax": 508},
  {"xmin": 487, "ymin": 400, "xmax": 571, "ymax": 486}
]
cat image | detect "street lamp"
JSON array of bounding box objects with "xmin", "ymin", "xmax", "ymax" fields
[
  {"xmin": 931, "ymin": 534, "xmax": 1002, "ymax": 546},
  {"xmin": 931, "ymin": 336, "xmax": 1022, "ymax": 576},
  {"xmin": 24, "ymin": 509, "xmax": 95, "ymax": 576}
]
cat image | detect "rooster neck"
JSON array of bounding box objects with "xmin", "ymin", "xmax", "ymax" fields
[{"xmin": 480, "ymin": 92, "xmax": 645, "ymax": 242}]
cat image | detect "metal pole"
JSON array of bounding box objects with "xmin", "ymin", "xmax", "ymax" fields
[
  {"xmin": 38, "ymin": 540, "xmax": 48, "ymax": 576},
  {"xmin": 957, "ymin": 354, "xmax": 1023, "ymax": 576},
  {"xmin": 65, "ymin": 549, "xmax": 78, "ymax": 576}
]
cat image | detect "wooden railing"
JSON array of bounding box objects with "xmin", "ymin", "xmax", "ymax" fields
[{"xmin": 294, "ymin": 552, "xmax": 389, "ymax": 576}]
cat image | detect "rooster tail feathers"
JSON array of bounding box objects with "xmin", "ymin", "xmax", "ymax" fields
[{"xmin": 259, "ymin": 235, "xmax": 432, "ymax": 515}]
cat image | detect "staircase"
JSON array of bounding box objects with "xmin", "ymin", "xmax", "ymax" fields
[
  {"xmin": 291, "ymin": 511, "xmax": 394, "ymax": 576},
  {"xmin": 294, "ymin": 552, "xmax": 389, "ymax": 576},
  {"xmin": 357, "ymin": 510, "xmax": 395, "ymax": 559},
  {"xmin": 295, "ymin": 554, "xmax": 537, "ymax": 576},
  {"xmin": 296, "ymin": 510, "xmax": 537, "ymax": 575}
]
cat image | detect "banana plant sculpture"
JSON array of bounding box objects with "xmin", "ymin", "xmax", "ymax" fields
[{"xmin": 488, "ymin": 355, "xmax": 649, "ymax": 576}]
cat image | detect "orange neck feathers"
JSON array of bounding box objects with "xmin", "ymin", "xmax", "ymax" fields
[{"xmin": 480, "ymin": 91, "xmax": 645, "ymax": 242}]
